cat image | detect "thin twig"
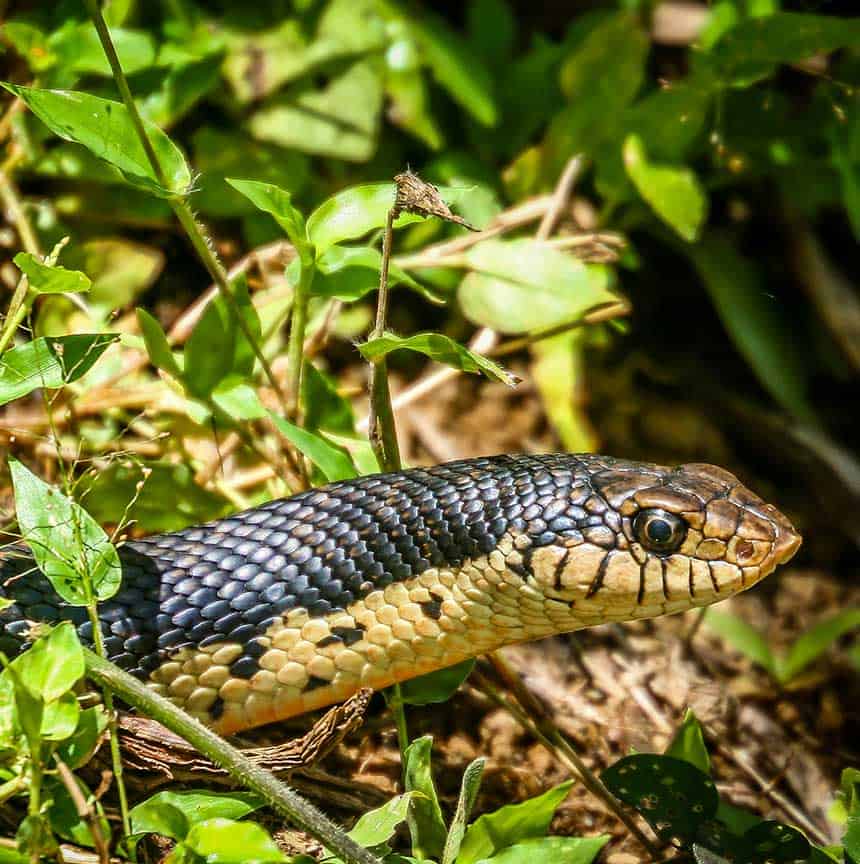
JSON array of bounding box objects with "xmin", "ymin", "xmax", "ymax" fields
[{"xmin": 54, "ymin": 757, "xmax": 109, "ymax": 864}]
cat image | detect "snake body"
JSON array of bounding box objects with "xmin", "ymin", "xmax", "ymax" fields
[{"xmin": 0, "ymin": 454, "xmax": 800, "ymax": 734}]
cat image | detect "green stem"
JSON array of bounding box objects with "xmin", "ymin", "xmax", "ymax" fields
[
  {"xmin": 286, "ymin": 257, "xmax": 314, "ymax": 418},
  {"xmin": 27, "ymin": 755, "xmax": 41, "ymax": 864},
  {"xmin": 82, "ymin": 649, "xmax": 382, "ymax": 864},
  {"xmin": 0, "ymin": 290, "xmax": 32, "ymax": 355},
  {"xmin": 388, "ymin": 683, "xmax": 410, "ymax": 782},
  {"xmin": 82, "ymin": 0, "xmax": 289, "ymax": 415}
]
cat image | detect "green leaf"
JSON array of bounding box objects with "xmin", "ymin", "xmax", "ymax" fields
[
  {"xmin": 56, "ymin": 706, "xmax": 108, "ymax": 770},
  {"xmin": 46, "ymin": 774, "xmax": 110, "ymax": 848},
  {"xmin": 139, "ymin": 54, "xmax": 223, "ymax": 129},
  {"xmin": 706, "ymin": 13, "xmax": 860, "ymax": 87},
  {"xmin": 404, "ymin": 737, "xmax": 447, "ymax": 862},
  {"xmin": 400, "ymin": 659, "xmax": 475, "ymax": 705},
  {"xmin": 130, "ymin": 790, "xmax": 264, "ymax": 842},
  {"xmin": 137, "ymin": 308, "xmax": 182, "ymax": 379},
  {"xmin": 474, "ymin": 835, "xmax": 610, "ymax": 864},
  {"xmin": 226, "ymin": 179, "xmax": 309, "ymax": 259},
  {"xmin": 623, "ymin": 135, "xmax": 707, "ymax": 242},
  {"xmin": 407, "ymin": 11, "xmax": 496, "ymax": 126},
  {"xmin": 357, "ymin": 332, "xmax": 517, "ymax": 386},
  {"xmin": 268, "ymin": 412, "xmax": 358, "ymax": 482},
  {"xmin": 10, "ymin": 623, "xmax": 84, "ymax": 703},
  {"xmin": 313, "ymin": 245, "xmax": 426, "ymax": 302},
  {"xmin": 40, "ymin": 691, "xmax": 79, "ymax": 741},
  {"xmin": 184, "ymin": 275, "xmax": 261, "ymax": 399},
  {"xmin": 457, "ymin": 781, "xmax": 574, "ymax": 864},
  {"xmin": 665, "ymin": 709, "xmax": 711, "ymax": 775},
  {"xmin": 442, "ymin": 758, "xmax": 485, "ymax": 864},
  {"xmin": 212, "ymin": 377, "xmax": 267, "ymax": 421},
  {"xmin": 690, "ymin": 236, "xmax": 816, "ymax": 424},
  {"xmin": 182, "ymin": 818, "xmax": 286, "ymax": 863},
  {"xmin": 0, "ymin": 333, "xmax": 118, "ymax": 406},
  {"xmin": 306, "ymin": 182, "xmax": 469, "ymax": 254},
  {"xmin": 1, "ymin": 83, "xmax": 190, "ymax": 197},
  {"xmin": 704, "ymin": 609, "xmax": 776, "ymax": 676},
  {"xmin": 301, "ymin": 363, "xmax": 355, "ymax": 435},
  {"xmin": 459, "ymin": 238, "xmax": 616, "ymax": 334},
  {"xmin": 13, "ymin": 253, "xmax": 91, "ymax": 295},
  {"xmin": 249, "ymin": 60, "xmax": 382, "ymax": 162},
  {"xmin": 347, "ymin": 792, "xmax": 420, "ymax": 850},
  {"xmin": 10, "ymin": 459, "xmax": 122, "ymax": 604},
  {"xmin": 49, "ymin": 21, "xmax": 155, "ymax": 77},
  {"xmin": 601, "ymin": 755, "xmax": 718, "ymax": 842},
  {"xmin": 777, "ymin": 607, "xmax": 860, "ymax": 683}
]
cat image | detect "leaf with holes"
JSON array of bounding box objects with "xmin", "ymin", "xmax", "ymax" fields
[{"xmin": 601, "ymin": 754, "xmax": 718, "ymax": 843}]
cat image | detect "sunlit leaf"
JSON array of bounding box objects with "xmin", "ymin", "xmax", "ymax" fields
[
  {"xmin": 474, "ymin": 835, "xmax": 609, "ymax": 864},
  {"xmin": 665, "ymin": 710, "xmax": 712, "ymax": 775},
  {"xmin": 137, "ymin": 308, "xmax": 181, "ymax": 378},
  {"xmin": 623, "ymin": 134, "xmax": 707, "ymax": 242},
  {"xmin": 182, "ymin": 817, "xmax": 286, "ymax": 863},
  {"xmin": 400, "ymin": 660, "xmax": 475, "ymax": 705},
  {"xmin": 48, "ymin": 21, "xmax": 155, "ymax": 77},
  {"xmin": 778, "ymin": 607, "xmax": 860, "ymax": 683},
  {"xmin": 301, "ymin": 363, "xmax": 355, "ymax": 435},
  {"xmin": 56, "ymin": 706, "xmax": 108, "ymax": 770},
  {"xmin": 0, "ymin": 334, "xmax": 117, "ymax": 406},
  {"xmin": 404, "ymin": 737, "xmax": 447, "ymax": 862},
  {"xmin": 13, "ymin": 253, "xmax": 91, "ymax": 295},
  {"xmin": 346, "ymin": 792, "xmax": 420, "ymax": 850},
  {"xmin": 9, "ymin": 623, "xmax": 84, "ymax": 703},
  {"xmin": 269, "ymin": 412, "xmax": 358, "ymax": 482},
  {"xmin": 227, "ymin": 178, "xmax": 309, "ymax": 257},
  {"xmin": 313, "ymin": 245, "xmax": 426, "ymax": 301},
  {"xmin": 10, "ymin": 460, "xmax": 122, "ymax": 604},
  {"xmin": 1, "ymin": 83, "xmax": 190, "ymax": 196},
  {"xmin": 442, "ymin": 757, "xmax": 485, "ymax": 864},
  {"xmin": 358, "ymin": 331, "xmax": 517, "ymax": 386}
]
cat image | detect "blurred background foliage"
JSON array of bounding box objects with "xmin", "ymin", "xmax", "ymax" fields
[{"xmin": 0, "ymin": 0, "xmax": 859, "ymax": 566}]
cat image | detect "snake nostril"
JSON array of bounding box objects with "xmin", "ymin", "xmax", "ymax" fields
[{"xmin": 736, "ymin": 540, "xmax": 756, "ymax": 562}]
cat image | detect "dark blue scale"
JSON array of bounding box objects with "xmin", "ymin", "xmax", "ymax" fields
[{"xmin": 0, "ymin": 454, "xmax": 622, "ymax": 686}]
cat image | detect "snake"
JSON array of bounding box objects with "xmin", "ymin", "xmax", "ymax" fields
[{"xmin": 0, "ymin": 453, "xmax": 801, "ymax": 735}]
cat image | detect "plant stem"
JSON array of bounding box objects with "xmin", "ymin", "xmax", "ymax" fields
[
  {"xmin": 82, "ymin": 0, "xmax": 288, "ymax": 415},
  {"xmin": 28, "ymin": 755, "xmax": 41, "ymax": 864},
  {"xmin": 82, "ymin": 649, "xmax": 383, "ymax": 864},
  {"xmin": 286, "ymin": 257, "xmax": 314, "ymax": 418}
]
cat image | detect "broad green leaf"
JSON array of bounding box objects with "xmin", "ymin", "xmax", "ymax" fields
[
  {"xmin": 690, "ymin": 236, "xmax": 816, "ymax": 423},
  {"xmin": 706, "ymin": 13, "xmax": 860, "ymax": 87},
  {"xmin": 0, "ymin": 333, "xmax": 118, "ymax": 406},
  {"xmin": 130, "ymin": 790, "xmax": 264, "ymax": 842},
  {"xmin": 48, "ymin": 21, "xmax": 155, "ymax": 77},
  {"xmin": 357, "ymin": 332, "xmax": 517, "ymax": 386},
  {"xmin": 665, "ymin": 710, "xmax": 711, "ymax": 775},
  {"xmin": 80, "ymin": 461, "xmax": 230, "ymax": 533},
  {"xmin": 46, "ymin": 774, "xmax": 110, "ymax": 848},
  {"xmin": 623, "ymin": 135, "xmax": 707, "ymax": 242},
  {"xmin": 404, "ymin": 737, "xmax": 447, "ymax": 861},
  {"xmin": 306, "ymin": 182, "xmax": 468, "ymax": 254},
  {"xmin": 704, "ymin": 609, "xmax": 776, "ymax": 676},
  {"xmin": 313, "ymin": 245, "xmax": 426, "ymax": 302},
  {"xmin": 212, "ymin": 377, "xmax": 267, "ymax": 421},
  {"xmin": 545, "ymin": 12, "xmax": 648, "ymax": 169},
  {"xmin": 459, "ymin": 238, "xmax": 616, "ymax": 334},
  {"xmin": 400, "ymin": 659, "xmax": 475, "ymax": 705},
  {"xmin": 182, "ymin": 817, "xmax": 286, "ymax": 863},
  {"xmin": 137, "ymin": 308, "xmax": 182, "ymax": 379},
  {"xmin": 347, "ymin": 792, "xmax": 420, "ymax": 849},
  {"xmin": 40, "ymin": 691, "xmax": 79, "ymax": 741},
  {"xmin": 249, "ymin": 60, "xmax": 382, "ymax": 162},
  {"xmin": 474, "ymin": 835, "xmax": 610, "ymax": 864},
  {"xmin": 1, "ymin": 83, "xmax": 190, "ymax": 197},
  {"xmin": 227, "ymin": 179, "xmax": 309, "ymax": 258},
  {"xmin": 456, "ymin": 781, "xmax": 574, "ymax": 864},
  {"xmin": 407, "ymin": 11, "xmax": 496, "ymax": 126},
  {"xmin": 10, "ymin": 623, "xmax": 84, "ymax": 703},
  {"xmin": 56, "ymin": 706, "xmax": 108, "ymax": 770},
  {"xmin": 301, "ymin": 363, "xmax": 356, "ymax": 435},
  {"xmin": 269, "ymin": 412, "xmax": 358, "ymax": 482},
  {"xmin": 602, "ymin": 755, "xmax": 718, "ymax": 842},
  {"xmin": 13, "ymin": 253, "xmax": 91, "ymax": 295},
  {"xmin": 184, "ymin": 275, "xmax": 261, "ymax": 399},
  {"xmin": 10, "ymin": 459, "xmax": 122, "ymax": 604},
  {"xmin": 777, "ymin": 607, "xmax": 860, "ymax": 683},
  {"xmin": 442, "ymin": 758, "xmax": 485, "ymax": 864}
]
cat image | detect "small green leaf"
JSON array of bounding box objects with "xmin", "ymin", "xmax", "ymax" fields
[
  {"xmin": 623, "ymin": 134, "xmax": 707, "ymax": 242},
  {"xmin": 407, "ymin": 11, "xmax": 496, "ymax": 126},
  {"xmin": 56, "ymin": 706, "xmax": 108, "ymax": 770},
  {"xmin": 777, "ymin": 607, "xmax": 860, "ymax": 683},
  {"xmin": 404, "ymin": 737, "xmax": 447, "ymax": 861},
  {"xmin": 704, "ymin": 609, "xmax": 776, "ymax": 676},
  {"xmin": 301, "ymin": 363, "xmax": 355, "ymax": 435},
  {"xmin": 357, "ymin": 332, "xmax": 517, "ymax": 386},
  {"xmin": 442, "ymin": 757, "xmax": 485, "ymax": 864},
  {"xmin": 40, "ymin": 691, "xmax": 79, "ymax": 741},
  {"xmin": 0, "ymin": 333, "xmax": 118, "ymax": 406},
  {"xmin": 13, "ymin": 253, "xmax": 91, "ymax": 295},
  {"xmin": 10, "ymin": 623, "xmax": 84, "ymax": 703},
  {"xmin": 137, "ymin": 308, "xmax": 182, "ymax": 379},
  {"xmin": 400, "ymin": 659, "xmax": 475, "ymax": 706},
  {"xmin": 1, "ymin": 83, "xmax": 190, "ymax": 197},
  {"xmin": 10, "ymin": 459, "xmax": 122, "ymax": 604},
  {"xmin": 182, "ymin": 817, "xmax": 286, "ymax": 863},
  {"xmin": 313, "ymin": 245, "xmax": 426, "ymax": 301},
  {"xmin": 459, "ymin": 238, "xmax": 616, "ymax": 334},
  {"xmin": 46, "ymin": 774, "xmax": 110, "ymax": 848},
  {"xmin": 665, "ymin": 709, "xmax": 711, "ymax": 775},
  {"xmin": 457, "ymin": 781, "xmax": 574, "ymax": 864},
  {"xmin": 212, "ymin": 377, "xmax": 268, "ymax": 421},
  {"xmin": 602, "ymin": 755, "xmax": 718, "ymax": 842},
  {"xmin": 347, "ymin": 792, "xmax": 420, "ymax": 850},
  {"xmin": 268, "ymin": 412, "xmax": 358, "ymax": 482},
  {"xmin": 227, "ymin": 178, "xmax": 310, "ymax": 259},
  {"xmin": 474, "ymin": 835, "xmax": 610, "ymax": 864}
]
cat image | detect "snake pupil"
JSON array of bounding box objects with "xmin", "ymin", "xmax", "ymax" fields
[
  {"xmin": 633, "ymin": 508, "xmax": 687, "ymax": 553},
  {"xmin": 647, "ymin": 519, "xmax": 672, "ymax": 543}
]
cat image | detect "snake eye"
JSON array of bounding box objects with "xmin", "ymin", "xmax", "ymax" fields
[{"xmin": 633, "ymin": 508, "xmax": 687, "ymax": 554}]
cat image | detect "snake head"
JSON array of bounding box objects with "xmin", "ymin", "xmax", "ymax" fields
[{"xmin": 521, "ymin": 457, "xmax": 801, "ymax": 625}]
